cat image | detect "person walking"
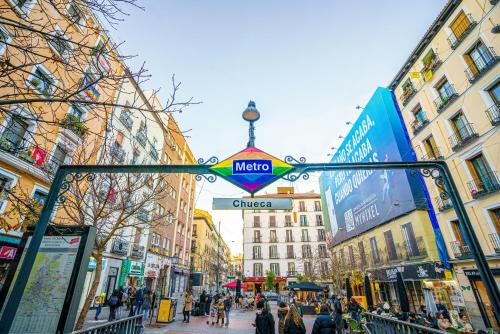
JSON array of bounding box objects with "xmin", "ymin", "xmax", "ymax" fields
[
  {"xmin": 200, "ymin": 290, "xmax": 207, "ymax": 316},
  {"xmin": 277, "ymin": 301, "xmax": 289, "ymax": 334},
  {"xmin": 311, "ymin": 304, "xmax": 336, "ymax": 334},
  {"xmin": 143, "ymin": 290, "xmax": 152, "ymax": 321},
  {"xmin": 183, "ymin": 291, "xmax": 193, "ymax": 323},
  {"xmin": 94, "ymin": 295, "xmax": 102, "ymax": 321},
  {"xmin": 216, "ymin": 297, "xmax": 225, "ymax": 325},
  {"xmin": 128, "ymin": 285, "xmax": 136, "ymax": 316},
  {"xmin": 253, "ymin": 300, "xmax": 275, "ymax": 334},
  {"xmin": 332, "ymin": 295, "xmax": 343, "ymax": 334},
  {"xmin": 133, "ymin": 285, "xmax": 144, "ymax": 316},
  {"xmin": 283, "ymin": 304, "xmax": 305, "ymax": 334},
  {"xmin": 224, "ymin": 294, "xmax": 232, "ymax": 326},
  {"xmin": 206, "ymin": 293, "xmax": 212, "ymax": 316},
  {"xmin": 348, "ymin": 297, "xmax": 361, "ymax": 321},
  {"xmin": 108, "ymin": 290, "xmax": 120, "ymax": 321}
]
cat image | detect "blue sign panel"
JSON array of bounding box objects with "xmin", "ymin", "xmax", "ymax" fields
[
  {"xmin": 319, "ymin": 87, "xmax": 427, "ymax": 246},
  {"xmin": 232, "ymin": 159, "xmax": 272, "ymax": 174}
]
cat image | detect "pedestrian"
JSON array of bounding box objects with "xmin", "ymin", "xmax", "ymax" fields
[
  {"xmin": 206, "ymin": 293, "xmax": 213, "ymax": 316},
  {"xmin": 108, "ymin": 289, "xmax": 120, "ymax": 321},
  {"xmin": 116, "ymin": 286, "xmax": 126, "ymax": 319},
  {"xmin": 332, "ymin": 295, "xmax": 343, "ymax": 334},
  {"xmin": 348, "ymin": 297, "xmax": 360, "ymax": 321},
  {"xmin": 277, "ymin": 301, "xmax": 288, "ymax": 334},
  {"xmin": 311, "ymin": 304, "xmax": 336, "ymax": 334},
  {"xmin": 183, "ymin": 291, "xmax": 193, "ymax": 323},
  {"xmin": 132, "ymin": 284, "xmax": 143, "ymax": 316},
  {"xmin": 437, "ymin": 312, "xmax": 451, "ymax": 330},
  {"xmin": 283, "ymin": 304, "xmax": 305, "ymax": 334},
  {"xmin": 143, "ymin": 290, "xmax": 152, "ymax": 321},
  {"xmin": 224, "ymin": 294, "xmax": 232, "ymax": 326},
  {"xmin": 216, "ymin": 297, "xmax": 225, "ymax": 325},
  {"xmin": 435, "ymin": 299, "xmax": 449, "ymax": 319},
  {"xmin": 94, "ymin": 295, "xmax": 102, "ymax": 321},
  {"xmin": 200, "ymin": 290, "xmax": 207, "ymax": 316},
  {"xmin": 128, "ymin": 285, "xmax": 136, "ymax": 316},
  {"xmin": 253, "ymin": 300, "xmax": 275, "ymax": 334},
  {"xmin": 207, "ymin": 298, "xmax": 217, "ymax": 325}
]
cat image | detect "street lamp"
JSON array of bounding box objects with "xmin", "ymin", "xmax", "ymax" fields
[
  {"xmin": 242, "ymin": 101, "xmax": 260, "ymax": 148},
  {"xmin": 168, "ymin": 254, "xmax": 179, "ymax": 297}
]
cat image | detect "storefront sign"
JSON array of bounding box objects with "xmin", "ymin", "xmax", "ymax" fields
[
  {"xmin": 368, "ymin": 262, "xmax": 445, "ymax": 282},
  {"xmin": 212, "ymin": 198, "xmax": 292, "ymax": 210},
  {"xmin": 129, "ymin": 261, "xmax": 143, "ymax": 276},
  {"xmin": 210, "ymin": 147, "xmax": 294, "ymax": 194},
  {"xmin": 463, "ymin": 268, "xmax": 500, "ymax": 278},
  {"xmin": 0, "ymin": 245, "xmax": 17, "ymax": 259}
]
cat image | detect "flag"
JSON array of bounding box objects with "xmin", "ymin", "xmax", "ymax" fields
[
  {"xmin": 32, "ymin": 146, "xmax": 46, "ymax": 167},
  {"xmin": 409, "ymin": 72, "xmax": 420, "ymax": 79},
  {"xmin": 85, "ymin": 85, "xmax": 100, "ymax": 102},
  {"xmin": 424, "ymin": 70, "xmax": 433, "ymax": 82}
]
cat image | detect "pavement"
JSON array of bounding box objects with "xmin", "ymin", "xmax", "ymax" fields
[{"xmin": 83, "ymin": 304, "xmax": 318, "ymax": 333}]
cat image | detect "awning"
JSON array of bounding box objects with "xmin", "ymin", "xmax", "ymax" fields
[
  {"xmin": 223, "ymin": 281, "xmax": 247, "ymax": 289},
  {"xmin": 285, "ymin": 282, "xmax": 323, "ymax": 291}
]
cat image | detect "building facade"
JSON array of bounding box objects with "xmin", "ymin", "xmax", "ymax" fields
[
  {"xmin": 389, "ymin": 0, "xmax": 499, "ymax": 330},
  {"xmin": 242, "ymin": 187, "xmax": 328, "ymax": 295}
]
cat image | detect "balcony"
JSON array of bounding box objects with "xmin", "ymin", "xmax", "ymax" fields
[
  {"xmin": 488, "ymin": 233, "xmax": 500, "ymax": 253},
  {"xmin": 400, "ymin": 85, "xmax": 417, "ymax": 106},
  {"xmin": 253, "ymin": 238, "xmax": 261, "ymax": 243},
  {"xmin": 119, "ymin": 110, "xmax": 134, "ymax": 130},
  {"xmin": 131, "ymin": 244, "xmax": 145, "ymax": 259},
  {"xmin": 270, "ymin": 238, "xmax": 278, "ymax": 243},
  {"xmin": 449, "ymin": 240, "xmax": 472, "ymax": 259},
  {"xmin": 420, "ymin": 55, "xmax": 442, "ymax": 78},
  {"xmin": 285, "ymin": 221, "xmax": 292, "ymax": 227},
  {"xmin": 465, "ymin": 48, "xmax": 498, "ymax": 83},
  {"xmin": 485, "ymin": 104, "xmax": 500, "ymax": 126},
  {"xmin": 136, "ymin": 209, "xmax": 150, "ymax": 222},
  {"xmin": 270, "ymin": 254, "xmax": 280, "ymax": 259},
  {"xmin": 434, "ymin": 86, "xmax": 458, "ymax": 112},
  {"xmin": 301, "ymin": 236, "xmax": 311, "ymax": 242},
  {"xmin": 447, "ymin": 14, "xmax": 477, "ymax": 50},
  {"xmin": 135, "ymin": 130, "xmax": 147, "ymax": 147},
  {"xmin": 467, "ymin": 171, "xmax": 500, "ymax": 199},
  {"xmin": 111, "ymin": 238, "xmax": 129, "ymax": 256},
  {"xmin": 411, "ymin": 115, "xmax": 429, "ymax": 135},
  {"xmin": 110, "ymin": 143, "xmax": 125, "ymax": 163},
  {"xmin": 253, "ymin": 223, "xmax": 261, "ymax": 228},
  {"xmin": 253, "ymin": 255, "xmax": 262, "ymax": 260},
  {"xmin": 420, "ymin": 146, "xmax": 444, "ymax": 160},
  {"xmin": 448, "ymin": 123, "xmax": 479, "ymax": 152},
  {"xmin": 287, "ymin": 271, "xmax": 299, "ymax": 277},
  {"xmin": 435, "ymin": 195, "xmax": 453, "ymax": 211},
  {"xmin": 150, "ymin": 147, "xmax": 159, "ymax": 161},
  {"xmin": 61, "ymin": 114, "xmax": 88, "ymax": 138},
  {"xmin": 286, "ymin": 253, "xmax": 295, "ymax": 259},
  {"xmin": 285, "ymin": 237, "xmax": 294, "ymax": 243},
  {"xmin": 318, "ymin": 236, "xmax": 326, "ymax": 242},
  {"xmin": 402, "ymin": 237, "xmax": 428, "ymax": 260}
]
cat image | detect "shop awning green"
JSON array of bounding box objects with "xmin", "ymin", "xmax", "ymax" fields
[{"xmin": 285, "ymin": 282, "xmax": 323, "ymax": 291}]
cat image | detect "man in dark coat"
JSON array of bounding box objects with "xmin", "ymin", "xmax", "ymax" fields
[
  {"xmin": 333, "ymin": 295, "xmax": 343, "ymax": 334},
  {"xmin": 253, "ymin": 300, "xmax": 275, "ymax": 334},
  {"xmin": 311, "ymin": 304, "xmax": 336, "ymax": 334},
  {"xmin": 200, "ymin": 291, "xmax": 207, "ymax": 316}
]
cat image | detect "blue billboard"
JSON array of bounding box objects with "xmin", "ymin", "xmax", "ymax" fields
[{"xmin": 319, "ymin": 87, "xmax": 427, "ymax": 246}]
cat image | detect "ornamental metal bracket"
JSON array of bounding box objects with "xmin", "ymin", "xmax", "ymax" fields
[
  {"xmin": 281, "ymin": 155, "xmax": 310, "ymax": 181},
  {"xmin": 411, "ymin": 168, "xmax": 449, "ymax": 199},
  {"xmin": 195, "ymin": 156, "xmax": 219, "ymax": 183},
  {"xmin": 57, "ymin": 172, "xmax": 96, "ymax": 203}
]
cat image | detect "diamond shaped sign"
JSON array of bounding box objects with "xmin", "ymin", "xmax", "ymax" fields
[{"xmin": 210, "ymin": 147, "xmax": 294, "ymax": 194}]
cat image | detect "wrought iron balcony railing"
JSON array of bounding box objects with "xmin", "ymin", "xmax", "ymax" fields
[
  {"xmin": 286, "ymin": 253, "xmax": 295, "ymax": 259},
  {"xmin": 135, "ymin": 130, "xmax": 147, "ymax": 147},
  {"xmin": 110, "ymin": 142, "xmax": 125, "ymax": 163},
  {"xmin": 465, "ymin": 47, "xmax": 498, "ymax": 83},
  {"xmin": 411, "ymin": 114, "xmax": 429, "ymax": 135},
  {"xmin": 253, "ymin": 238, "xmax": 261, "ymax": 243},
  {"xmin": 467, "ymin": 171, "xmax": 500, "ymax": 199},
  {"xmin": 301, "ymin": 236, "xmax": 311, "ymax": 242},
  {"xmin": 435, "ymin": 195, "xmax": 453, "ymax": 211},
  {"xmin": 287, "ymin": 271, "xmax": 300, "ymax": 277},
  {"xmin": 450, "ymin": 240, "xmax": 472, "ymax": 258},
  {"xmin": 285, "ymin": 237, "xmax": 294, "ymax": 242},
  {"xmin": 269, "ymin": 238, "xmax": 278, "ymax": 243},
  {"xmin": 488, "ymin": 233, "xmax": 500, "ymax": 253},
  {"xmin": 434, "ymin": 85, "xmax": 458, "ymax": 112},
  {"xmin": 485, "ymin": 104, "xmax": 500, "ymax": 126},
  {"xmin": 448, "ymin": 123, "xmax": 478, "ymax": 151},
  {"xmin": 400, "ymin": 85, "xmax": 417, "ymax": 106},
  {"xmin": 420, "ymin": 55, "xmax": 442, "ymax": 77},
  {"xmin": 420, "ymin": 146, "xmax": 444, "ymax": 160},
  {"xmin": 253, "ymin": 254, "xmax": 262, "ymax": 260},
  {"xmin": 270, "ymin": 253, "xmax": 280, "ymax": 259},
  {"xmin": 447, "ymin": 14, "xmax": 477, "ymax": 49},
  {"xmin": 119, "ymin": 110, "xmax": 134, "ymax": 130}
]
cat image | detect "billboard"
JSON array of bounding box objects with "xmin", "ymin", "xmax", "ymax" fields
[{"xmin": 320, "ymin": 87, "xmax": 426, "ymax": 246}]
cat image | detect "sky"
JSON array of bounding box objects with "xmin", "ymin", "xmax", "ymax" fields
[{"xmin": 109, "ymin": 0, "xmax": 448, "ymax": 254}]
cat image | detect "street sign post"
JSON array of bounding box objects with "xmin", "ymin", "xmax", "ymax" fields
[{"xmin": 212, "ymin": 197, "xmax": 293, "ymax": 210}]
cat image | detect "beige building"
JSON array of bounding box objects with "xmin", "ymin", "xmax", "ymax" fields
[{"xmin": 390, "ymin": 0, "xmax": 499, "ymax": 330}]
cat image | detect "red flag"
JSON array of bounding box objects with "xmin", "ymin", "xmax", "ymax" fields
[{"xmin": 32, "ymin": 146, "xmax": 46, "ymax": 167}]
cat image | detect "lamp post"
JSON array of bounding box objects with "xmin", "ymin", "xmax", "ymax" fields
[
  {"xmin": 168, "ymin": 254, "xmax": 179, "ymax": 297},
  {"xmin": 242, "ymin": 101, "xmax": 260, "ymax": 148},
  {"xmin": 216, "ymin": 220, "xmax": 221, "ymax": 293}
]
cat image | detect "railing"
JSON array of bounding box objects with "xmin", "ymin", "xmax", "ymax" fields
[
  {"xmin": 301, "ymin": 236, "xmax": 311, "ymax": 242},
  {"xmin": 270, "ymin": 254, "xmax": 280, "ymax": 259},
  {"xmin": 136, "ymin": 209, "xmax": 150, "ymax": 222},
  {"xmin": 411, "ymin": 114, "xmax": 429, "ymax": 135},
  {"xmin": 253, "ymin": 255, "xmax": 262, "ymax": 260},
  {"xmin": 119, "ymin": 110, "xmax": 134, "ymax": 130},
  {"xmin": 467, "ymin": 171, "xmax": 500, "ymax": 198},
  {"xmin": 364, "ymin": 313, "xmax": 447, "ymax": 334},
  {"xmin": 270, "ymin": 238, "xmax": 278, "ymax": 243},
  {"xmin": 489, "ymin": 233, "xmax": 500, "ymax": 253},
  {"xmin": 286, "ymin": 237, "xmax": 294, "ymax": 242},
  {"xmin": 434, "ymin": 85, "xmax": 458, "ymax": 112},
  {"xmin": 253, "ymin": 223, "xmax": 261, "ymax": 228},
  {"xmin": 448, "ymin": 123, "xmax": 478, "ymax": 151},
  {"xmin": 150, "ymin": 147, "xmax": 159, "ymax": 161},
  {"xmin": 131, "ymin": 244, "xmax": 145, "ymax": 259},
  {"xmin": 253, "ymin": 238, "xmax": 261, "ymax": 243},
  {"xmin": 61, "ymin": 114, "xmax": 88, "ymax": 138},
  {"xmin": 285, "ymin": 221, "xmax": 292, "ymax": 227},
  {"xmin": 420, "ymin": 55, "xmax": 442, "ymax": 77},
  {"xmin": 72, "ymin": 315, "xmax": 143, "ymax": 334},
  {"xmin": 287, "ymin": 271, "xmax": 300, "ymax": 277},
  {"xmin": 316, "ymin": 219, "xmax": 323, "ymax": 226},
  {"xmin": 287, "ymin": 253, "xmax": 295, "ymax": 259},
  {"xmin": 420, "ymin": 146, "xmax": 443, "ymax": 160},
  {"xmin": 135, "ymin": 130, "xmax": 147, "ymax": 147},
  {"xmin": 485, "ymin": 104, "xmax": 500, "ymax": 126},
  {"xmin": 465, "ymin": 47, "xmax": 498, "ymax": 83},
  {"xmin": 447, "ymin": 14, "xmax": 477, "ymax": 49},
  {"xmin": 111, "ymin": 238, "xmax": 129, "ymax": 256},
  {"xmin": 435, "ymin": 195, "xmax": 453, "ymax": 211},
  {"xmin": 400, "ymin": 85, "xmax": 417, "ymax": 106},
  {"xmin": 110, "ymin": 142, "xmax": 125, "ymax": 163},
  {"xmin": 450, "ymin": 240, "xmax": 471, "ymax": 258}
]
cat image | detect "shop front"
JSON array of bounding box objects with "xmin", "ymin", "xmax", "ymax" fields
[
  {"xmin": 463, "ymin": 268, "xmax": 500, "ymax": 331},
  {"xmin": 119, "ymin": 259, "xmax": 144, "ymax": 288},
  {"xmin": 243, "ymin": 276, "xmax": 287, "ymax": 295},
  {"xmin": 145, "ymin": 253, "xmax": 161, "ymax": 291},
  {"xmin": 0, "ymin": 235, "xmax": 20, "ymax": 310},
  {"xmin": 368, "ymin": 262, "xmax": 462, "ymax": 314}
]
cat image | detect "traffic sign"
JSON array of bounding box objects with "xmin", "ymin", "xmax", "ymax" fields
[{"xmin": 213, "ymin": 197, "xmax": 293, "ymax": 210}]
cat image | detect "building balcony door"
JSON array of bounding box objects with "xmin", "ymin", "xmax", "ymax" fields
[{"xmin": 471, "ymin": 279, "xmax": 500, "ymax": 330}]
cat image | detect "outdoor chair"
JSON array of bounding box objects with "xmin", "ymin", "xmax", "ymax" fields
[{"xmin": 348, "ymin": 318, "xmax": 364, "ymax": 334}]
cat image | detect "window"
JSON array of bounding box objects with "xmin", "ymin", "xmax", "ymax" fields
[
  {"xmin": 48, "ymin": 29, "xmax": 71, "ymax": 58},
  {"xmin": 1, "ymin": 116, "xmax": 29, "ymax": 151},
  {"xmin": 30, "ymin": 67, "xmax": 54, "ymax": 96},
  {"xmin": 412, "ymin": 105, "xmax": 427, "ymax": 125},
  {"xmin": 422, "ymin": 48, "xmax": 438, "ymax": 72},
  {"xmin": 285, "ymin": 229, "xmax": 293, "ymax": 242},
  {"xmin": 466, "ymin": 154, "xmax": 498, "ymax": 195},
  {"xmin": 288, "ymin": 262, "xmax": 295, "ymax": 275},
  {"xmin": 320, "ymin": 262, "xmax": 328, "ymax": 276},
  {"xmin": 11, "ymin": 0, "xmax": 34, "ymax": 13},
  {"xmin": 422, "ymin": 135, "xmax": 441, "ymax": 160},
  {"xmin": 33, "ymin": 189, "xmax": 47, "ymax": 207},
  {"xmin": 304, "ymin": 262, "xmax": 312, "ymax": 275},
  {"xmin": 348, "ymin": 245, "xmax": 355, "ymax": 266},
  {"xmin": 67, "ymin": 2, "xmax": 84, "ymax": 25},
  {"xmin": 270, "ymin": 263, "xmax": 280, "ymax": 276},
  {"xmin": 302, "ymin": 245, "xmax": 312, "ymax": 258},
  {"xmin": 269, "ymin": 245, "xmax": 278, "ymax": 259},
  {"xmin": 253, "ymin": 263, "xmax": 262, "ymax": 277},
  {"xmin": 402, "ymin": 223, "xmax": 420, "ymax": 258},
  {"xmin": 115, "ymin": 131, "xmax": 124, "ymax": 146},
  {"xmin": 300, "ymin": 215, "xmax": 308, "ymax": 226},
  {"xmin": 253, "ymin": 246, "xmax": 261, "ymax": 259},
  {"xmin": 68, "ymin": 104, "xmax": 85, "ymax": 121},
  {"xmin": 299, "ymin": 201, "xmax": 306, "ymax": 212},
  {"xmin": 450, "ymin": 112, "xmax": 474, "ymax": 145},
  {"xmin": 253, "ymin": 230, "xmax": 261, "ymax": 243},
  {"xmin": 464, "ymin": 40, "xmax": 494, "ymax": 78},
  {"xmin": 285, "ymin": 215, "xmax": 292, "ymax": 226},
  {"xmin": 318, "ymin": 244, "xmax": 327, "ymax": 258},
  {"xmin": 317, "ymin": 229, "xmax": 326, "ymax": 241},
  {"xmin": 253, "ymin": 216, "xmax": 260, "ymax": 227},
  {"xmin": 0, "ymin": 173, "xmax": 16, "ymax": 213},
  {"xmin": 384, "ymin": 230, "xmax": 398, "ymax": 261},
  {"xmin": 50, "ymin": 144, "xmax": 67, "ymax": 167},
  {"xmin": 316, "ymin": 215, "xmax": 323, "ymax": 226},
  {"xmin": 131, "ymin": 150, "xmax": 140, "ymax": 164},
  {"xmin": 301, "ymin": 229, "xmax": 309, "ymax": 242},
  {"xmin": 358, "ymin": 241, "xmax": 366, "ymax": 266},
  {"xmin": 270, "ymin": 230, "xmax": 277, "ymax": 243},
  {"xmin": 287, "ymin": 245, "xmax": 294, "ymax": 258},
  {"xmin": 401, "ymin": 78, "xmax": 415, "ymax": 102},
  {"xmin": 487, "ymin": 82, "xmax": 500, "ymax": 105},
  {"xmin": 314, "ymin": 201, "xmax": 321, "ymax": 211},
  {"xmin": 0, "ymin": 25, "xmax": 11, "ymax": 55},
  {"xmin": 269, "ymin": 215, "xmax": 276, "ymax": 227},
  {"xmin": 450, "ymin": 11, "xmax": 472, "ymax": 41},
  {"xmin": 436, "ymin": 78, "xmax": 455, "ymax": 101},
  {"xmin": 370, "ymin": 237, "xmax": 380, "ymax": 263},
  {"xmin": 488, "ymin": 208, "xmax": 500, "ymax": 234}
]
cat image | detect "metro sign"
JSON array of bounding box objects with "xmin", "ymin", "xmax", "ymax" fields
[
  {"xmin": 0, "ymin": 246, "xmax": 17, "ymax": 260},
  {"xmin": 210, "ymin": 147, "xmax": 294, "ymax": 194}
]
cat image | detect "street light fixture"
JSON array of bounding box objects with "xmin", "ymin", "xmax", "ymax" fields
[
  {"xmin": 242, "ymin": 101, "xmax": 260, "ymax": 148},
  {"xmin": 168, "ymin": 253, "xmax": 179, "ymax": 297}
]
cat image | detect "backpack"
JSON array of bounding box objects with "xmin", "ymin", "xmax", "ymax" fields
[
  {"xmin": 109, "ymin": 295, "xmax": 119, "ymax": 307},
  {"xmin": 121, "ymin": 292, "xmax": 128, "ymax": 302}
]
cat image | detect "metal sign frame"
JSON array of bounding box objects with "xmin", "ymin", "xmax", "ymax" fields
[{"xmin": 0, "ymin": 159, "xmax": 499, "ymax": 333}]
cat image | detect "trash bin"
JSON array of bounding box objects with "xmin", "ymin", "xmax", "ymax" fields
[{"xmin": 157, "ymin": 297, "xmax": 177, "ymax": 323}]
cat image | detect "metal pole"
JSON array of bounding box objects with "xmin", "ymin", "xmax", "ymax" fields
[
  {"xmin": 0, "ymin": 169, "xmax": 66, "ymax": 334},
  {"xmin": 248, "ymin": 121, "xmax": 255, "ymax": 147},
  {"xmin": 440, "ymin": 163, "xmax": 500, "ymax": 317},
  {"xmin": 216, "ymin": 221, "xmax": 221, "ymax": 293}
]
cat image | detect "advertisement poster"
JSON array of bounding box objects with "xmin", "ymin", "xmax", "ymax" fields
[
  {"xmin": 8, "ymin": 236, "xmax": 81, "ymax": 334},
  {"xmin": 320, "ymin": 87, "xmax": 426, "ymax": 246}
]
